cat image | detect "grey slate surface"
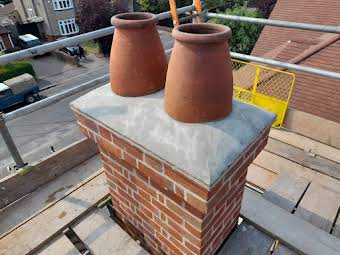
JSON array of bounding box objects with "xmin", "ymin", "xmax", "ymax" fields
[
  {"xmin": 262, "ymin": 174, "xmax": 309, "ymax": 212},
  {"xmin": 218, "ymin": 222, "xmax": 274, "ymax": 255},
  {"xmin": 241, "ymin": 188, "xmax": 340, "ymax": 255},
  {"xmin": 71, "ymin": 84, "xmax": 275, "ymax": 186}
]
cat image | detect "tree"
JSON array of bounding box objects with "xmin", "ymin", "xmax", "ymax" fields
[
  {"xmin": 204, "ymin": 0, "xmax": 245, "ymax": 10},
  {"xmin": 136, "ymin": 0, "xmax": 192, "ymax": 13},
  {"xmin": 209, "ymin": 6, "xmax": 263, "ymax": 54},
  {"xmin": 248, "ymin": 0, "xmax": 277, "ymax": 18},
  {"xmin": 76, "ymin": 0, "xmax": 126, "ymax": 55}
]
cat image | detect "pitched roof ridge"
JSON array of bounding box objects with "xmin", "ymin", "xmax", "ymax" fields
[{"xmin": 289, "ymin": 33, "xmax": 340, "ymax": 64}]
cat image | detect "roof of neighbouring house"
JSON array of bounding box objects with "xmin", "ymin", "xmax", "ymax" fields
[
  {"xmin": 252, "ymin": 0, "xmax": 340, "ymax": 124},
  {"xmin": 0, "ymin": 3, "xmax": 15, "ymax": 16}
]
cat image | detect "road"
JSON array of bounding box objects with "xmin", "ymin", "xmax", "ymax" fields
[{"xmin": 0, "ymin": 30, "xmax": 174, "ymax": 178}]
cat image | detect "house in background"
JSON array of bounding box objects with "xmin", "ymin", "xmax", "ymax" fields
[
  {"xmin": 0, "ymin": 2, "xmax": 21, "ymax": 24},
  {"xmin": 252, "ymin": 0, "xmax": 340, "ymax": 130},
  {"xmin": 0, "ymin": 26, "xmax": 14, "ymax": 52},
  {"xmin": 12, "ymin": 0, "xmax": 79, "ymax": 41}
]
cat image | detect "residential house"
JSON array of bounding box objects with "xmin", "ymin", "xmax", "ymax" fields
[
  {"xmin": 0, "ymin": 26, "xmax": 13, "ymax": 51},
  {"xmin": 0, "ymin": 2, "xmax": 21, "ymax": 24},
  {"xmin": 12, "ymin": 0, "xmax": 79, "ymax": 41},
  {"xmin": 252, "ymin": 0, "xmax": 340, "ymax": 125}
]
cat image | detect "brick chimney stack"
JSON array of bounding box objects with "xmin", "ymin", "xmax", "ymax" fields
[{"xmin": 71, "ymin": 85, "xmax": 275, "ymax": 255}]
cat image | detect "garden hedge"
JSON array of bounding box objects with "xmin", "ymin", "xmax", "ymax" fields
[{"xmin": 0, "ymin": 62, "xmax": 36, "ymax": 82}]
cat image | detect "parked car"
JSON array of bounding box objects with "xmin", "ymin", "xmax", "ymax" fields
[
  {"xmin": 57, "ymin": 37, "xmax": 80, "ymax": 56},
  {"xmin": 18, "ymin": 34, "xmax": 42, "ymax": 49},
  {"xmin": 0, "ymin": 73, "xmax": 40, "ymax": 111}
]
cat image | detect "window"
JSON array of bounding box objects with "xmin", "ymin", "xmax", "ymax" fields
[
  {"xmin": 53, "ymin": 0, "xmax": 74, "ymax": 11},
  {"xmin": 0, "ymin": 90, "xmax": 10, "ymax": 97},
  {"xmin": 0, "ymin": 38, "xmax": 6, "ymax": 52},
  {"xmin": 58, "ymin": 18, "xmax": 79, "ymax": 36}
]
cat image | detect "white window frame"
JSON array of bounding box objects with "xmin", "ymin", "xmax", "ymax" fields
[
  {"xmin": 53, "ymin": 0, "xmax": 74, "ymax": 11},
  {"xmin": 58, "ymin": 18, "xmax": 79, "ymax": 36},
  {"xmin": 0, "ymin": 37, "xmax": 6, "ymax": 52}
]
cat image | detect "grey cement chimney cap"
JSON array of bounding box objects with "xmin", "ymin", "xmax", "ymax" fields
[{"xmin": 71, "ymin": 84, "xmax": 275, "ymax": 187}]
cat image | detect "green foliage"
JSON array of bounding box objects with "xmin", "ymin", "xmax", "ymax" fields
[
  {"xmin": 136, "ymin": 0, "xmax": 192, "ymax": 13},
  {"xmin": 209, "ymin": 6, "xmax": 263, "ymax": 54},
  {"xmin": 248, "ymin": 0, "xmax": 277, "ymax": 18},
  {"xmin": 0, "ymin": 62, "xmax": 35, "ymax": 82},
  {"xmin": 137, "ymin": 0, "xmax": 169, "ymax": 13},
  {"xmin": 76, "ymin": 0, "xmax": 126, "ymax": 55},
  {"xmin": 204, "ymin": 0, "xmax": 245, "ymax": 10}
]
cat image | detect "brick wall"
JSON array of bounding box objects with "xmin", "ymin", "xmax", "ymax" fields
[
  {"xmin": 74, "ymin": 110, "xmax": 270, "ymax": 255},
  {"xmin": 0, "ymin": 34, "xmax": 13, "ymax": 50}
]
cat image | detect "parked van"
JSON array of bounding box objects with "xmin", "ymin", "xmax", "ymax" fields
[
  {"xmin": 0, "ymin": 73, "xmax": 40, "ymax": 111},
  {"xmin": 18, "ymin": 34, "xmax": 41, "ymax": 49}
]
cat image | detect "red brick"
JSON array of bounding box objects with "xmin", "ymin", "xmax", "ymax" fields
[
  {"xmin": 167, "ymin": 217, "xmax": 203, "ymax": 248},
  {"xmin": 139, "ymin": 163, "xmax": 174, "ymax": 192},
  {"xmin": 256, "ymin": 138, "xmax": 268, "ymax": 157},
  {"xmin": 102, "ymin": 156, "xmax": 123, "ymax": 174},
  {"xmin": 143, "ymin": 221, "xmax": 155, "ymax": 235},
  {"xmin": 206, "ymin": 180, "xmax": 230, "ymax": 211},
  {"xmin": 166, "ymin": 199, "xmax": 202, "ymax": 229},
  {"xmin": 161, "ymin": 228, "xmax": 169, "ymax": 238},
  {"xmin": 212, "ymin": 203, "xmax": 235, "ymax": 230},
  {"xmin": 131, "ymin": 174, "xmax": 157, "ymax": 198},
  {"xmin": 106, "ymin": 178, "xmax": 117, "ymax": 191},
  {"xmin": 145, "ymin": 153, "xmax": 163, "ymax": 172},
  {"xmin": 174, "ymin": 184, "xmax": 185, "ymax": 200},
  {"xmin": 156, "ymin": 217, "xmax": 183, "ymax": 242},
  {"xmin": 209, "ymin": 178, "xmax": 223, "ymax": 198},
  {"xmin": 152, "ymin": 198, "xmax": 183, "ymax": 224},
  {"xmin": 117, "ymin": 186, "xmax": 140, "ymax": 209},
  {"xmin": 184, "ymin": 240, "xmax": 200, "ymax": 254},
  {"xmin": 138, "ymin": 188, "xmax": 151, "ymax": 202},
  {"xmin": 156, "ymin": 232, "xmax": 182, "ymax": 255},
  {"xmin": 223, "ymin": 156, "xmax": 243, "ymax": 182},
  {"xmin": 98, "ymin": 125, "xmax": 112, "ymax": 141},
  {"xmin": 76, "ymin": 113, "xmax": 98, "ymax": 132},
  {"xmin": 88, "ymin": 130, "xmax": 97, "ymax": 142},
  {"xmin": 215, "ymin": 184, "xmax": 239, "ymax": 213},
  {"xmin": 203, "ymin": 197, "xmax": 235, "ymax": 233},
  {"xmin": 245, "ymin": 135, "xmax": 262, "ymax": 159},
  {"xmin": 184, "ymin": 222, "xmax": 202, "ymax": 239},
  {"xmin": 186, "ymin": 193, "xmax": 207, "ymax": 214},
  {"xmin": 135, "ymin": 170, "xmax": 149, "ymax": 183},
  {"xmin": 111, "ymin": 187, "xmax": 130, "ymax": 207},
  {"xmin": 106, "ymin": 171, "xmax": 128, "ymax": 193},
  {"xmin": 231, "ymin": 165, "xmax": 247, "ymax": 185},
  {"xmin": 113, "ymin": 171, "xmax": 136, "ymax": 191},
  {"xmin": 98, "ymin": 137, "xmax": 122, "ymax": 159},
  {"xmin": 77, "ymin": 123, "xmax": 89, "ymax": 137},
  {"xmin": 123, "ymin": 151, "xmax": 137, "ymax": 168},
  {"xmin": 158, "ymin": 193, "xmax": 165, "ymax": 204},
  {"xmin": 133, "ymin": 192, "xmax": 159, "ymax": 217},
  {"xmin": 152, "ymin": 180, "xmax": 184, "ymax": 207},
  {"xmin": 169, "ymin": 236, "xmax": 195, "ymax": 255},
  {"xmin": 184, "ymin": 202, "xmax": 206, "ymax": 219},
  {"xmin": 202, "ymin": 221, "xmax": 223, "ymax": 250},
  {"xmin": 111, "ymin": 133, "xmax": 144, "ymax": 160},
  {"xmin": 164, "ymin": 164, "xmax": 209, "ymax": 200}
]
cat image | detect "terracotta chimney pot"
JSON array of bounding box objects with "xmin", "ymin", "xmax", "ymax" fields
[{"xmin": 110, "ymin": 12, "xmax": 167, "ymax": 97}]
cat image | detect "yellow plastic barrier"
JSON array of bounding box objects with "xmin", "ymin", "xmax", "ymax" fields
[{"xmin": 232, "ymin": 59, "xmax": 296, "ymax": 128}]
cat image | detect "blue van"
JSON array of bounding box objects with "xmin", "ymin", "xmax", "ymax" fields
[{"xmin": 0, "ymin": 73, "xmax": 40, "ymax": 111}]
